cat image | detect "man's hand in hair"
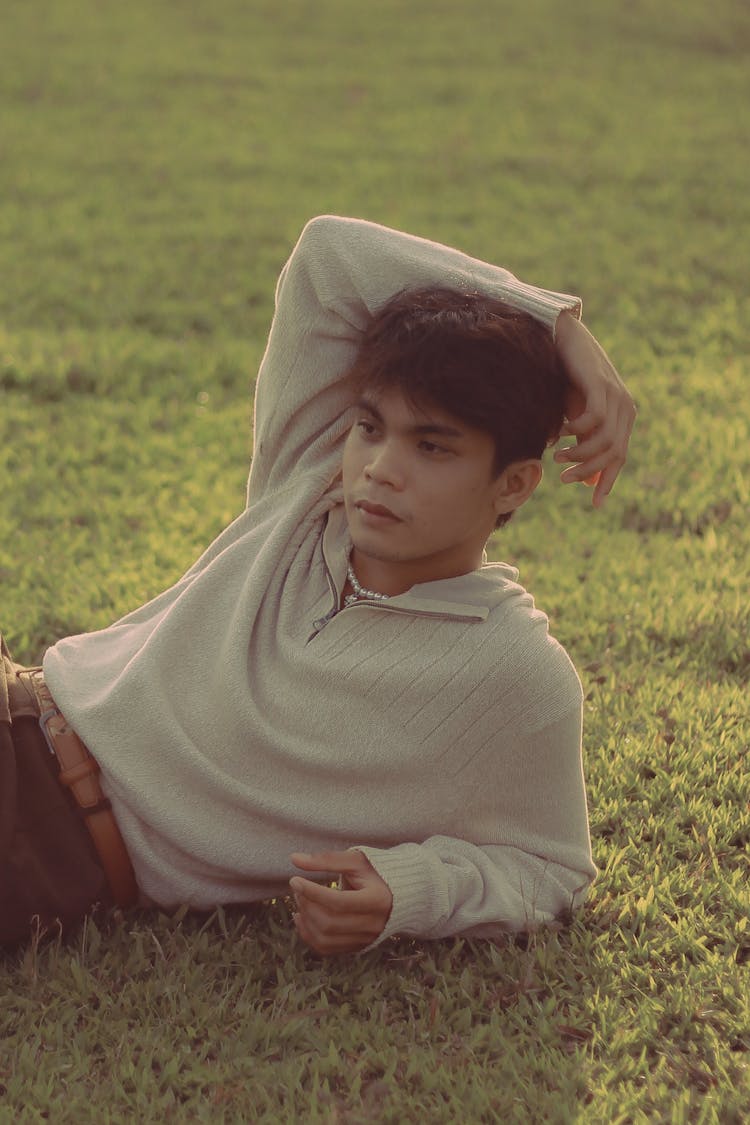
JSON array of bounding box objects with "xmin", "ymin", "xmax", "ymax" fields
[
  {"xmin": 289, "ymin": 850, "xmax": 393, "ymax": 955},
  {"xmin": 553, "ymin": 312, "xmax": 636, "ymax": 507}
]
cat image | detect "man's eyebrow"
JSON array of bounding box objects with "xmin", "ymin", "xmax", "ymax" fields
[
  {"xmin": 354, "ymin": 397, "xmax": 465, "ymax": 438},
  {"xmin": 355, "ymin": 397, "xmax": 384, "ymax": 422}
]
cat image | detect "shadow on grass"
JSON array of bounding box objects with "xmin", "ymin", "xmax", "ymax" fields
[{"xmin": 3, "ymin": 899, "xmax": 598, "ymax": 1119}]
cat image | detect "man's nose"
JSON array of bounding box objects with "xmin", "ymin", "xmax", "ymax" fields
[{"xmin": 364, "ymin": 442, "xmax": 405, "ymax": 488}]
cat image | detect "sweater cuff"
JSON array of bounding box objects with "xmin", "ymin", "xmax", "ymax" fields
[
  {"xmin": 497, "ymin": 279, "xmax": 582, "ymax": 338},
  {"xmin": 352, "ymin": 843, "xmax": 442, "ymax": 950}
]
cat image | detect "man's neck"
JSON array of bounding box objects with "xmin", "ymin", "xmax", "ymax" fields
[{"xmin": 348, "ymin": 547, "xmax": 483, "ymax": 599}]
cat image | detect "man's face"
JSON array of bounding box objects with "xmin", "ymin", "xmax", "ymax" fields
[{"xmin": 341, "ymin": 388, "xmax": 508, "ymax": 594}]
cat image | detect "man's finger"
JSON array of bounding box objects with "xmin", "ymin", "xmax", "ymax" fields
[
  {"xmin": 293, "ymin": 912, "xmax": 373, "ymax": 955},
  {"xmin": 289, "ymin": 875, "xmax": 362, "ymax": 911},
  {"xmin": 293, "ymin": 900, "xmax": 383, "ymax": 948},
  {"xmin": 588, "ymin": 401, "xmax": 633, "ymax": 502},
  {"xmin": 554, "ymin": 421, "xmax": 617, "ymax": 461},
  {"xmin": 295, "ymin": 898, "xmax": 379, "ymax": 937},
  {"xmin": 290, "ymin": 850, "xmax": 369, "ymax": 875},
  {"xmin": 592, "ymin": 461, "xmax": 621, "ymax": 507},
  {"xmin": 560, "ymin": 394, "xmax": 608, "ymax": 438},
  {"xmin": 560, "ymin": 449, "xmax": 622, "ymax": 485}
]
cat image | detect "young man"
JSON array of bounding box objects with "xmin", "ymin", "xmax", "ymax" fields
[{"xmin": 1, "ymin": 216, "xmax": 635, "ymax": 953}]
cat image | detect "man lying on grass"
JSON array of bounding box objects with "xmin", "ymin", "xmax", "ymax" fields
[{"xmin": 1, "ymin": 216, "xmax": 635, "ymax": 954}]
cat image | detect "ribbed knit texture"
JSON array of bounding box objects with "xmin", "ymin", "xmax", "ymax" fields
[{"xmin": 43, "ymin": 216, "xmax": 594, "ymax": 944}]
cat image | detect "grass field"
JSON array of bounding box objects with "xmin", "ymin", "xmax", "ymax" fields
[{"xmin": 1, "ymin": 0, "xmax": 748, "ymax": 1120}]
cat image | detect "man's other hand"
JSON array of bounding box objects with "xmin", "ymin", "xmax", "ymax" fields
[
  {"xmin": 553, "ymin": 312, "xmax": 636, "ymax": 507},
  {"xmin": 289, "ymin": 850, "xmax": 393, "ymax": 955}
]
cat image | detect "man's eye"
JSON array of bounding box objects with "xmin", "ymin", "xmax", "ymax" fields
[
  {"xmin": 419, "ymin": 441, "xmax": 448, "ymax": 455},
  {"xmin": 356, "ymin": 420, "xmax": 377, "ymax": 437}
]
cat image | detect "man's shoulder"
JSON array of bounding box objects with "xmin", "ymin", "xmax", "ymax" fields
[
  {"xmin": 472, "ymin": 565, "xmax": 583, "ymax": 716},
  {"xmin": 406, "ymin": 564, "xmax": 582, "ymax": 736},
  {"xmin": 400, "ymin": 562, "xmax": 564, "ymax": 649},
  {"xmin": 431, "ymin": 562, "xmax": 551, "ymax": 637}
]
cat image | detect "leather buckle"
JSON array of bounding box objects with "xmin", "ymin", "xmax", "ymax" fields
[{"xmin": 38, "ymin": 706, "xmax": 62, "ymax": 756}]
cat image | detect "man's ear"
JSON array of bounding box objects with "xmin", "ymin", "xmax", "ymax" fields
[{"xmin": 492, "ymin": 459, "xmax": 543, "ymax": 518}]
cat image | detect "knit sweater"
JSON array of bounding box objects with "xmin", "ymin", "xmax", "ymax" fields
[{"xmin": 44, "ymin": 215, "xmax": 596, "ymax": 945}]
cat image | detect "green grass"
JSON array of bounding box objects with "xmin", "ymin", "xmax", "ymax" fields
[{"xmin": 1, "ymin": 0, "xmax": 748, "ymax": 1120}]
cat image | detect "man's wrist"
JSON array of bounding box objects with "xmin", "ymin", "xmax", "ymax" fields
[{"xmin": 554, "ymin": 308, "xmax": 583, "ymax": 346}]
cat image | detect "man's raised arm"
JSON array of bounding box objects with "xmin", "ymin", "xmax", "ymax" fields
[{"xmin": 246, "ymin": 215, "xmax": 632, "ymax": 506}]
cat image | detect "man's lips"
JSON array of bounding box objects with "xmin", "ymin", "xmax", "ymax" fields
[{"xmin": 355, "ymin": 499, "xmax": 401, "ymax": 521}]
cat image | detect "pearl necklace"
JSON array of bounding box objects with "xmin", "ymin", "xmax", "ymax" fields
[{"xmin": 344, "ymin": 557, "xmax": 391, "ymax": 608}]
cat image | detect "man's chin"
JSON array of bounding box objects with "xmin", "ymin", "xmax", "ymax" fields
[{"xmin": 349, "ymin": 538, "xmax": 404, "ymax": 564}]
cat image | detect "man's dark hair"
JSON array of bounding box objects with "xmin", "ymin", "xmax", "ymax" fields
[{"xmin": 346, "ymin": 287, "xmax": 569, "ymax": 528}]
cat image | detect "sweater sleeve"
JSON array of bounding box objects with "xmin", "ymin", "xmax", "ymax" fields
[
  {"xmin": 352, "ymin": 710, "xmax": 597, "ymax": 949},
  {"xmin": 355, "ymin": 837, "xmax": 595, "ymax": 949},
  {"xmin": 246, "ymin": 215, "xmax": 582, "ymax": 505}
]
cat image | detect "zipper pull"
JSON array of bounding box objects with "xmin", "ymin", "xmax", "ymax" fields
[{"xmin": 309, "ymin": 606, "xmax": 338, "ymax": 639}]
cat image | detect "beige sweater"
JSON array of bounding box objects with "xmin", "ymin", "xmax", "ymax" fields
[{"xmin": 44, "ymin": 216, "xmax": 595, "ymax": 945}]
